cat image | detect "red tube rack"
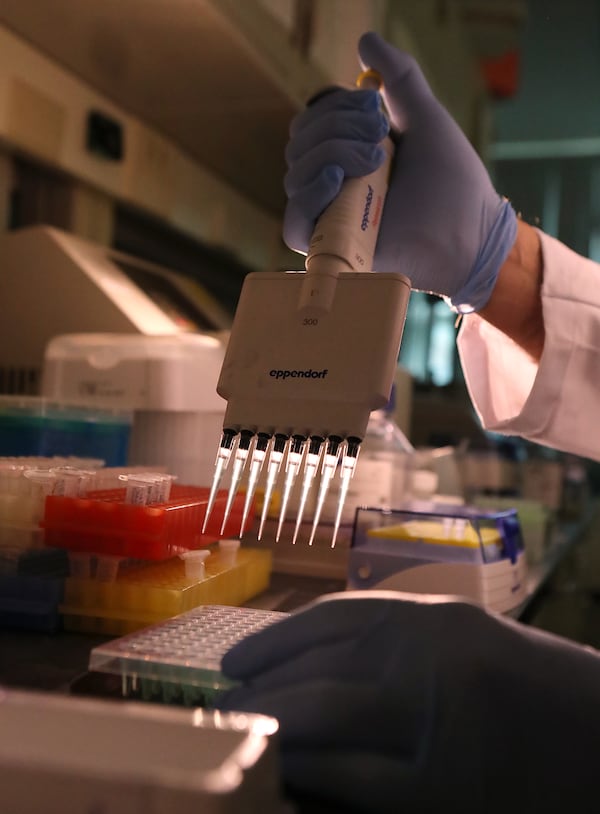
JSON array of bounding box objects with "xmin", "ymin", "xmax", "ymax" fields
[{"xmin": 41, "ymin": 485, "xmax": 253, "ymax": 560}]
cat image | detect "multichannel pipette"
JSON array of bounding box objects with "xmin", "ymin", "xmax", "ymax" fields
[{"xmin": 204, "ymin": 70, "xmax": 411, "ymax": 546}]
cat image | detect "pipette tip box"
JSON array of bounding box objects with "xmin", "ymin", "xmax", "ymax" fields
[
  {"xmin": 0, "ymin": 395, "xmax": 132, "ymax": 465},
  {"xmin": 89, "ymin": 604, "xmax": 287, "ymax": 707},
  {"xmin": 348, "ymin": 505, "xmax": 528, "ymax": 613}
]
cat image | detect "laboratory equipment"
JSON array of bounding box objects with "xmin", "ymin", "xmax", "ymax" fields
[
  {"xmin": 89, "ymin": 604, "xmax": 287, "ymax": 706},
  {"xmin": 315, "ymin": 384, "xmax": 414, "ymax": 532},
  {"xmin": 0, "ymin": 458, "xmax": 149, "ymax": 630},
  {"xmin": 348, "ymin": 505, "xmax": 528, "ymax": 613},
  {"xmin": 0, "ymin": 688, "xmax": 289, "ymax": 814},
  {"xmin": 0, "ymin": 573, "xmax": 65, "ymax": 631},
  {"xmin": 0, "ymin": 225, "xmax": 232, "ymax": 485},
  {"xmin": 60, "ymin": 544, "xmax": 272, "ymax": 636},
  {"xmin": 206, "ymin": 71, "xmax": 411, "ymax": 546},
  {"xmin": 43, "ymin": 332, "xmax": 228, "ymax": 486},
  {"xmin": 42, "ymin": 484, "xmax": 252, "ymax": 561},
  {"xmin": 0, "ymin": 225, "xmax": 230, "ymax": 394},
  {"xmin": 0, "ymin": 395, "xmax": 131, "ymax": 465}
]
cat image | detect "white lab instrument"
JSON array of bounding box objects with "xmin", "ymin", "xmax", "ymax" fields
[
  {"xmin": 348, "ymin": 506, "xmax": 528, "ymax": 614},
  {"xmin": 206, "ymin": 71, "xmax": 411, "ymax": 546},
  {"xmin": 43, "ymin": 333, "xmax": 227, "ymax": 486},
  {"xmin": 0, "ymin": 224, "xmax": 230, "ymax": 394},
  {"xmin": 0, "ymin": 688, "xmax": 289, "ymax": 814}
]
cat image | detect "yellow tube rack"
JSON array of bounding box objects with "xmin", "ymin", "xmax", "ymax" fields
[{"xmin": 60, "ymin": 545, "xmax": 272, "ymax": 636}]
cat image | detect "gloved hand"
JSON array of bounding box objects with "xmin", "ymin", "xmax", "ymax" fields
[
  {"xmin": 283, "ymin": 31, "xmax": 518, "ymax": 313},
  {"xmin": 218, "ymin": 591, "xmax": 600, "ymax": 813}
]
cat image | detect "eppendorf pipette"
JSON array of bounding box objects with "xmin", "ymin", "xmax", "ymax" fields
[{"xmin": 207, "ymin": 69, "xmax": 411, "ymax": 545}]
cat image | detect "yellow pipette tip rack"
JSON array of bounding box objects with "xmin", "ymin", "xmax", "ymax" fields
[{"xmin": 367, "ymin": 519, "xmax": 502, "ymax": 549}]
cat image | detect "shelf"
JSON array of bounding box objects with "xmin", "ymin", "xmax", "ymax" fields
[{"xmin": 0, "ymin": 0, "xmax": 328, "ymax": 215}]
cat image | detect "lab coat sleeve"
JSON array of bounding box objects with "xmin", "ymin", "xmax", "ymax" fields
[{"xmin": 457, "ymin": 230, "xmax": 600, "ymax": 461}]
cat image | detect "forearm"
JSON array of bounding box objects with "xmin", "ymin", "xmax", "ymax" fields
[{"xmin": 477, "ymin": 219, "xmax": 545, "ymax": 361}]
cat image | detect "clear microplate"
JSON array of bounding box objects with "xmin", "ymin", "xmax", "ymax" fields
[{"xmin": 89, "ymin": 605, "xmax": 288, "ymax": 706}]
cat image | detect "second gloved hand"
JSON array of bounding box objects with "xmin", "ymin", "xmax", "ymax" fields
[
  {"xmin": 218, "ymin": 591, "xmax": 600, "ymax": 813},
  {"xmin": 283, "ymin": 31, "xmax": 518, "ymax": 312}
]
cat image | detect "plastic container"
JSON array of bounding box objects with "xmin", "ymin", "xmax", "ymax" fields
[
  {"xmin": 0, "ymin": 396, "xmax": 131, "ymax": 466},
  {"xmin": 0, "ymin": 689, "xmax": 287, "ymax": 813},
  {"xmin": 60, "ymin": 546, "xmax": 272, "ymax": 636},
  {"xmin": 320, "ymin": 386, "xmax": 414, "ymax": 529},
  {"xmin": 43, "ymin": 333, "xmax": 227, "ymax": 485},
  {"xmin": 348, "ymin": 505, "xmax": 528, "ymax": 613},
  {"xmin": 89, "ymin": 604, "xmax": 287, "ymax": 705},
  {"xmin": 42, "ymin": 485, "xmax": 255, "ymax": 560}
]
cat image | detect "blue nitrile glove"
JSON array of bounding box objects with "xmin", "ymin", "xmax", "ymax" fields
[
  {"xmin": 283, "ymin": 31, "xmax": 518, "ymax": 313},
  {"xmin": 218, "ymin": 591, "xmax": 600, "ymax": 813}
]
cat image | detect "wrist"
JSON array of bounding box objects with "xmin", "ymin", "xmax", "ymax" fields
[{"xmin": 477, "ymin": 219, "xmax": 545, "ymax": 361}]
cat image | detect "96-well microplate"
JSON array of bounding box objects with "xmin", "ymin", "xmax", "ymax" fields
[{"xmin": 89, "ymin": 604, "xmax": 288, "ymax": 706}]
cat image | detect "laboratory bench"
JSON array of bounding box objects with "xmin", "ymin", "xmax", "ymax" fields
[
  {"xmin": 0, "ymin": 571, "xmax": 345, "ymax": 696},
  {"xmin": 0, "ymin": 504, "xmax": 598, "ymax": 814},
  {"xmin": 0, "ymin": 500, "xmax": 597, "ymax": 697}
]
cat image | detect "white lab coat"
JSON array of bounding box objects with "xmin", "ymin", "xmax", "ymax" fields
[{"xmin": 457, "ymin": 230, "xmax": 600, "ymax": 462}]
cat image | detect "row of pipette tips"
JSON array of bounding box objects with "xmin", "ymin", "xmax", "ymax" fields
[{"xmin": 202, "ymin": 429, "xmax": 362, "ymax": 548}]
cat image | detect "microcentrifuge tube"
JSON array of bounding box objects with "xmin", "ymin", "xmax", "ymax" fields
[
  {"xmin": 220, "ymin": 429, "xmax": 255, "ymax": 534},
  {"xmin": 308, "ymin": 435, "xmax": 342, "ymax": 546},
  {"xmin": 119, "ymin": 473, "xmax": 154, "ymax": 505},
  {"xmin": 331, "ymin": 437, "xmax": 361, "ymax": 548},
  {"xmin": 202, "ymin": 429, "xmax": 237, "ymax": 533},
  {"xmin": 292, "ymin": 436, "xmax": 323, "ymax": 545},
  {"xmin": 239, "ymin": 432, "xmax": 271, "ymax": 537},
  {"xmin": 50, "ymin": 465, "xmax": 85, "ymax": 497},
  {"xmin": 257, "ymin": 434, "xmax": 288, "ymax": 541},
  {"xmin": 276, "ymin": 434, "xmax": 306, "ymax": 542}
]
